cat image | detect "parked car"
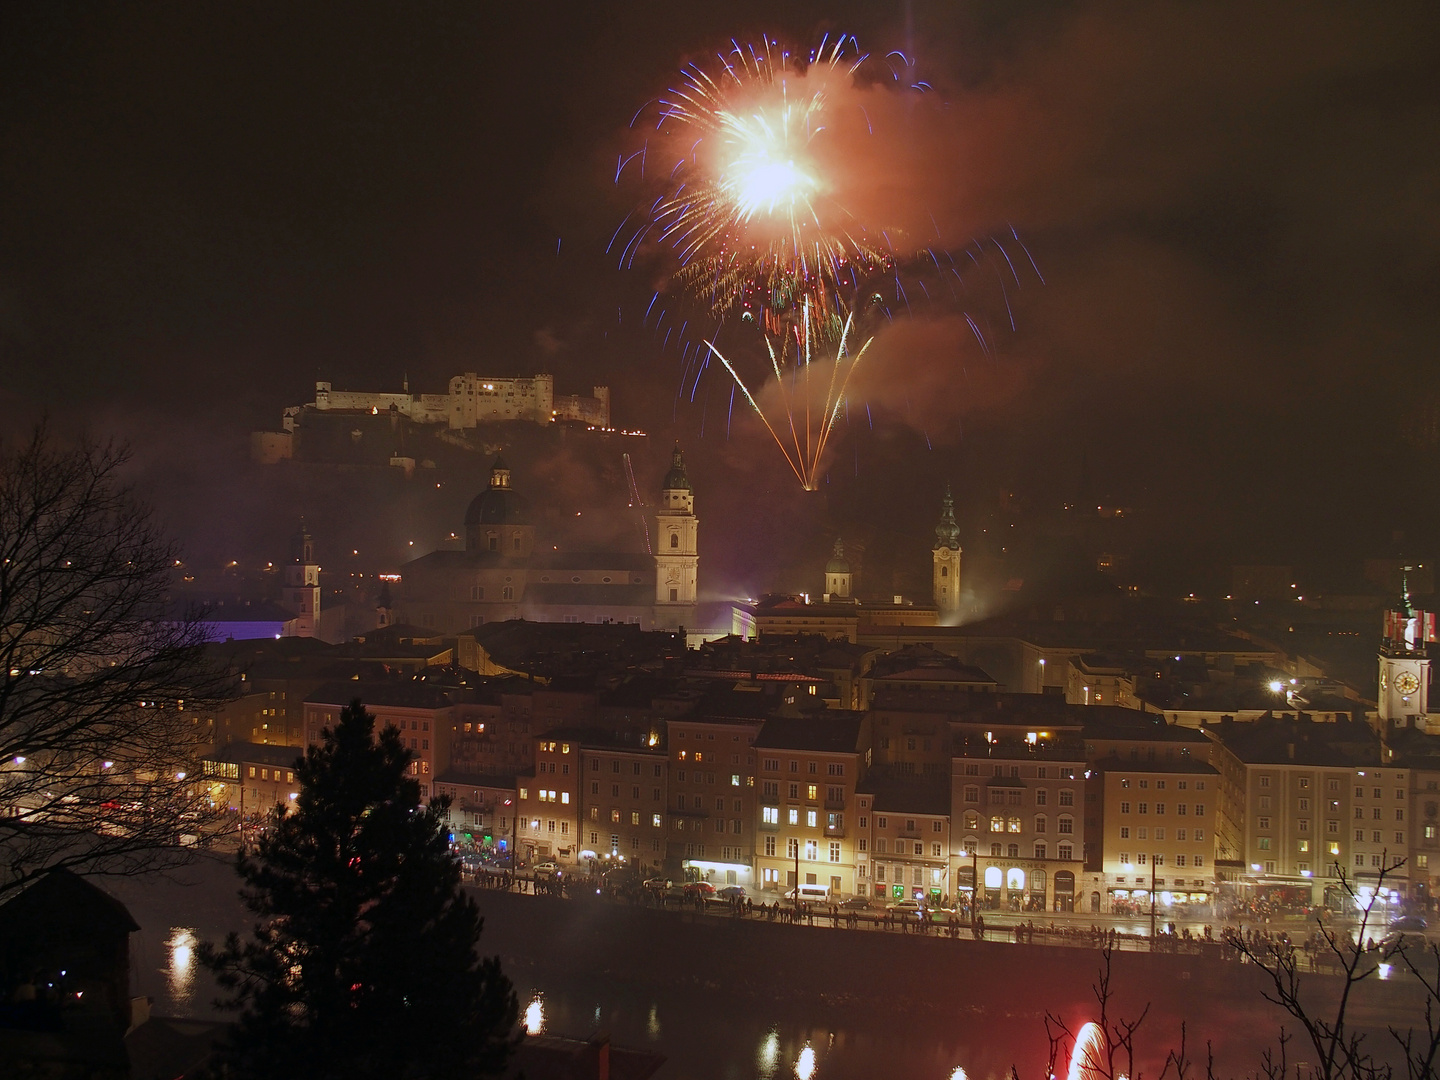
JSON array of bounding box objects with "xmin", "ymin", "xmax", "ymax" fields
[
  {"xmin": 683, "ymin": 881, "xmax": 716, "ymax": 897},
  {"xmin": 643, "ymin": 877, "xmax": 672, "ymax": 890},
  {"xmin": 717, "ymin": 885, "xmax": 747, "ymax": 900},
  {"xmin": 887, "ymin": 899, "xmax": 925, "ymax": 915},
  {"xmin": 839, "ymin": 896, "xmax": 871, "ymax": 910},
  {"xmin": 1390, "ymin": 914, "xmax": 1429, "ymax": 932},
  {"xmin": 534, "ymin": 861, "xmax": 559, "ymax": 875}
]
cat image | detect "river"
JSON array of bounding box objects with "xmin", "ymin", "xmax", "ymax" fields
[{"xmin": 100, "ymin": 854, "xmax": 1428, "ymax": 1080}]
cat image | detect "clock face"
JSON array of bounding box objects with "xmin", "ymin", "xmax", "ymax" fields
[{"xmin": 1396, "ymin": 671, "xmax": 1421, "ymax": 695}]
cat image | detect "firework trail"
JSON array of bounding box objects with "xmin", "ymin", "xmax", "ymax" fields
[{"xmin": 704, "ymin": 301, "xmax": 872, "ymax": 491}]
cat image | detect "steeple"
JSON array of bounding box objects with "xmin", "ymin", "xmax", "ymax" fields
[
  {"xmin": 933, "ymin": 485, "xmax": 961, "ymax": 551},
  {"xmin": 825, "ymin": 538, "xmax": 852, "ymax": 599},
  {"xmin": 1379, "ymin": 567, "xmax": 1432, "ymax": 727},
  {"xmin": 932, "ymin": 486, "xmax": 962, "ymax": 619},
  {"xmin": 654, "ymin": 443, "xmax": 698, "ymax": 629},
  {"xmin": 282, "ymin": 520, "xmax": 320, "ymax": 638},
  {"xmin": 662, "ymin": 442, "xmax": 691, "ymax": 492}
]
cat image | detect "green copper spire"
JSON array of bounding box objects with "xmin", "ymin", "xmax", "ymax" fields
[
  {"xmin": 662, "ymin": 442, "xmax": 691, "ymax": 491},
  {"xmin": 934, "ymin": 485, "xmax": 961, "ymax": 551}
]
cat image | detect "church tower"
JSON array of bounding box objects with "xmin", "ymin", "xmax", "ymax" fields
[
  {"xmin": 282, "ymin": 522, "xmax": 320, "ymax": 638},
  {"xmin": 932, "ymin": 486, "xmax": 962, "ymax": 620},
  {"xmin": 1379, "ymin": 573, "xmax": 1432, "ymax": 727},
  {"xmin": 825, "ymin": 538, "xmax": 852, "ymax": 599},
  {"xmin": 654, "ymin": 443, "xmax": 698, "ymax": 629}
]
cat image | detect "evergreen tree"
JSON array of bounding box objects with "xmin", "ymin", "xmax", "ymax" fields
[{"xmin": 201, "ymin": 700, "xmax": 518, "ymax": 1079}]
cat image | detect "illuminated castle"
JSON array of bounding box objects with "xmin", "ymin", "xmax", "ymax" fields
[{"xmin": 251, "ymin": 375, "xmax": 611, "ymax": 462}]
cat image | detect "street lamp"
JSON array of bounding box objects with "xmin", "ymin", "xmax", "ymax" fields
[{"xmin": 1149, "ymin": 855, "xmax": 1159, "ymax": 948}]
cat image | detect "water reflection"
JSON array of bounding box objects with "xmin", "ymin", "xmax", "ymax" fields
[
  {"xmin": 524, "ymin": 993, "xmax": 546, "ymax": 1035},
  {"xmin": 165, "ymin": 928, "xmax": 197, "ymax": 1011},
  {"xmin": 796, "ymin": 1042, "xmax": 816, "ymax": 1079},
  {"xmin": 646, "ymin": 1003, "xmax": 660, "ymax": 1040},
  {"xmin": 758, "ymin": 1028, "xmax": 780, "ymax": 1078}
]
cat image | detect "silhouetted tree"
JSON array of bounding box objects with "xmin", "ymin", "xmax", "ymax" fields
[
  {"xmin": 0, "ymin": 426, "xmax": 228, "ymax": 898},
  {"xmin": 201, "ymin": 700, "xmax": 518, "ymax": 1080}
]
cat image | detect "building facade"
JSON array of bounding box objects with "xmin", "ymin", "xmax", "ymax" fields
[
  {"xmin": 754, "ymin": 716, "xmax": 870, "ymax": 899},
  {"xmin": 950, "ymin": 736, "xmax": 1087, "ymax": 912}
]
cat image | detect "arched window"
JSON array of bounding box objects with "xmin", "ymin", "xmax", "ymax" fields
[
  {"xmin": 1034, "ymin": 842, "xmax": 1048, "ymax": 860},
  {"xmin": 963, "ymin": 810, "xmax": 979, "ymax": 830},
  {"xmin": 990, "ymin": 843, "xmax": 1002, "ymax": 857},
  {"xmin": 941, "ymin": 566, "xmax": 948, "ymax": 577},
  {"xmin": 670, "ymin": 533, "xmax": 679, "ymax": 549},
  {"xmin": 1058, "ymin": 816, "xmax": 1074, "ymax": 834},
  {"xmin": 989, "ymin": 815, "xmax": 1004, "ymax": 833},
  {"xmin": 1034, "ymin": 815, "xmax": 1047, "ymax": 833},
  {"xmin": 1007, "ymin": 844, "xmax": 1020, "ymax": 858},
  {"xmin": 1006, "ymin": 867, "xmax": 1025, "ymax": 890},
  {"xmin": 984, "ymin": 866, "xmax": 1002, "ymax": 888}
]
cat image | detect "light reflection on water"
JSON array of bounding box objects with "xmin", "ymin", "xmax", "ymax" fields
[
  {"xmin": 524, "ymin": 993, "xmax": 545, "ymax": 1035},
  {"xmin": 758, "ymin": 1028, "xmax": 779, "ymax": 1078},
  {"xmin": 521, "ymin": 978, "xmax": 1006, "ymax": 1080},
  {"xmin": 796, "ymin": 1043, "xmax": 817, "ymax": 1079},
  {"xmin": 164, "ymin": 928, "xmax": 197, "ymax": 1011}
]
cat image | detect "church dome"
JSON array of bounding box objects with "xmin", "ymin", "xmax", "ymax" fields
[
  {"xmin": 825, "ymin": 538, "xmax": 850, "ymax": 574},
  {"xmin": 465, "ymin": 456, "xmax": 528, "ymax": 527}
]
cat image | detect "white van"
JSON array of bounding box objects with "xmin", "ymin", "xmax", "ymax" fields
[{"xmin": 793, "ymin": 883, "xmax": 830, "ymax": 903}]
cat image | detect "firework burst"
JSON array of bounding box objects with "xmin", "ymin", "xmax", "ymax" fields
[
  {"xmin": 619, "ymin": 35, "xmax": 1043, "ymax": 490},
  {"xmin": 645, "ymin": 36, "xmax": 891, "ymax": 322}
]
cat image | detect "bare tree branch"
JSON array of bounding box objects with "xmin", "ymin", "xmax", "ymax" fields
[{"xmin": 0, "ymin": 425, "xmax": 233, "ymax": 898}]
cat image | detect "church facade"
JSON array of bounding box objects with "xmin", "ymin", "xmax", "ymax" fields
[{"xmin": 398, "ymin": 447, "xmax": 698, "ymax": 633}]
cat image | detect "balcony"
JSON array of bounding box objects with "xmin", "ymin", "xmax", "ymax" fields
[
  {"xmin": 760, "ymin": 818, "xmax": 780, "ymax": 831},
  {"xmin": 824, "ymin": 823, "xmax": 846, "ymax": 838},
  {"xmin": 824, "ymin": 798, "xmax": 846, "ymax": 811}
]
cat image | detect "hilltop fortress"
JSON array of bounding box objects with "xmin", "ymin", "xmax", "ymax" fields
[{"xmin": 252, "ymin": 375, "xmax": 611, "ymax": 463}]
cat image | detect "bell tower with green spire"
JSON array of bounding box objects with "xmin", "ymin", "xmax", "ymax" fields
[{"xmin": 932, "ymin": 486, "xmax": 962, "ymax": 619}]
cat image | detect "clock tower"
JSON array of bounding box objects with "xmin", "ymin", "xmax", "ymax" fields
[{"xmin": 1378, "ymin": 576, "xmax": 1432, "ymax": 727}]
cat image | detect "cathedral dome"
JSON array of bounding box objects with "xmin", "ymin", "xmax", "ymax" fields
[
  {"xmin": 825, "ymin": 538, "xmax": 850, "ymax": 574},
  {"xmin": 465, "ymin": 456, "xmax": 528, "ymax": 527}
]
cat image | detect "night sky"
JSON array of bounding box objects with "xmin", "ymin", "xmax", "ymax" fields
[{"xmin": 2, "ymin": 2, "xmax": 1438, "ymax": 595}]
